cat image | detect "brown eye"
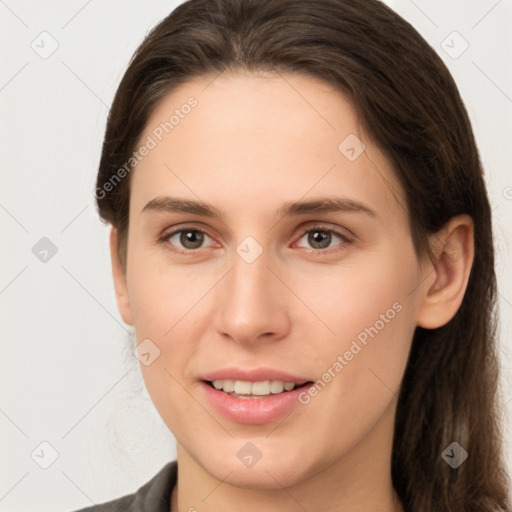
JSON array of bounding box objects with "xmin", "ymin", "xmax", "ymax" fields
[
  {"xmin": 307, "ymin": 230, "xmax": 332, "ymax": 249},
  {"xmin": 296, "ymin": 226, "xmax": 350, "ymax": 252},
  {"xmin": 165, "ymin": 229, "xmax": 212, "ymax": 251}
]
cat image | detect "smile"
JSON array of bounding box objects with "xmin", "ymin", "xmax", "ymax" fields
[{"xmin": 207, "ymin": 379, "xmax": 310, "ymax": 398}]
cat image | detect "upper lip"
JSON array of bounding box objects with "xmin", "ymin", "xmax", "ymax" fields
[{"xmin": 200, "ymin": 367, "xmax": 311, "ymax": 385}]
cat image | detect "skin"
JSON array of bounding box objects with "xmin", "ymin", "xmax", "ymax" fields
[{"xmin": 109, "ymin": 71, "xmax": 474, "ymax": 512}]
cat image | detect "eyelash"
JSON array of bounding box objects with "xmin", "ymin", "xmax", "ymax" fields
[{"xmin": 158, "ymin": 224, "xmax": 352, "ymax": 256}]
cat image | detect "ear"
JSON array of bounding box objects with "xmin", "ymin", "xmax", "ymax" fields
[
  {"xmin": 416, "ymin": 214, "xmax": 475, "ymax": 329},
  {"xmin": 109, "ymin": 226, "xmax": 134, "ymax": 326}
]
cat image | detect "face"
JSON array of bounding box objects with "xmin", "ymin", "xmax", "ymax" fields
[{"xmin": 114, "ymin": 71, "xmax": 429, "ymax": 488}]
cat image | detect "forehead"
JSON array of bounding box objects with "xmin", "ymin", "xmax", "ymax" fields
[{"xmin": 129, "ymin": 71, "xmax": 407, "ymax": 224}]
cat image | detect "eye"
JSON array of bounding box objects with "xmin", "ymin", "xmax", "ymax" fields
[
  {"xmin": 159, "ymin": 224, "xmax": 352, "ymax": 255},
  {"xmin": 295, "ymin": 225, "xmax": 351, "ymax": 252},
  {"xmin": 161, "ymin": 228, "xmax": 215, "ymax": 253}
]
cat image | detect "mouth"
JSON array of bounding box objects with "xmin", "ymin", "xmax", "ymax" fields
[
  {"xmin": 203, "ymin": 379, "xmax": 314, "ymax": 399},
  {"xmin": 198, "ymin": 367, "xmax": 315, "ymax": 423}
]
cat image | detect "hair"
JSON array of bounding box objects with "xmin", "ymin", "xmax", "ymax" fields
[{"xmin": 94, "ymin": 0, "xmax": 511, "ymax": 510}]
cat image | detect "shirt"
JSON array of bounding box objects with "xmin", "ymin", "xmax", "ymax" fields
[{"xmin": 72, "ymin": 460, "xmax": 178, "ymax": 512}]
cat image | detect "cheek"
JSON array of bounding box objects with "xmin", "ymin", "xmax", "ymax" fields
[
  {"xmin": 294, "ymin": 248, "xmax": 418, "ymax": 398},
  {"xmin": 126, "ymin": 242, "xmax": 210, "ymax": 334},
  {"xmin": 128, "ymin": 267, "xmax": 208, "ymax": 434},
  {"xmin": 291, "ymin": 250, "xmax": 418, "ymax": 436},
  {"xmin": 290, "ymin": 243, "xmax": 418, "ymax": 347},
  {"xmin": 125, "ymin": 247, "xmax": 222, "ymax": 422}
]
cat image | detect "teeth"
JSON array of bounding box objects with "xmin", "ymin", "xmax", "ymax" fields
[
  {"xmin": 234, "ymin": 381, "xmax": 252, "ymax": 394},
  {"xmin": 222, "ymin": 380, "xmax": 235, "ymax": 392},
  {"xmin": 270, "ymin": 380, "xmax": 284, "ymax": 393},
  {"xmin": 211, "ymin": 379, "xmax": 299, "ymax": 396},
  {"xmin": 251, "ymin": 381, "xmax": 270, "ymax": 395}
]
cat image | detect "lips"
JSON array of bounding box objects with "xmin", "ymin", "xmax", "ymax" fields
[
  {"xmin": 198, "ymin": 367, "xmax": 314, "ymax": 424},
  {"xmin": 209, "ymin": 379, "xmax": 300, "ymax": 396},
  {"xmin": 200, "ymin": 367, "xmax": 310, "ymax": 385}
]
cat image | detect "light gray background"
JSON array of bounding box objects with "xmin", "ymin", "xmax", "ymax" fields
[{"xmin": 1, "ymin": 1, "xmax": 511, "ymax": 511}]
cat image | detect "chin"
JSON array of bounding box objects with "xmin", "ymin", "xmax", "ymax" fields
[
  {"xmin": 213, "ymin": 463, "xmax": 308, "ymax": 490},
  {"xmin": 196, "ymin": 442, "xmax": 315, "ymax": 490}
]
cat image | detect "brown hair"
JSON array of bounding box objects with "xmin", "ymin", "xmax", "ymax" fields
[{"xmin": 95, "ymin": 0, "xmax": 511, "ymax": 510}]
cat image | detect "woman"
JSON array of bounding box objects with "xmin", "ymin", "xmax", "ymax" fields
[{"xmin": 78, "ymin": 0, "xmax": 511, "ymax": 510}]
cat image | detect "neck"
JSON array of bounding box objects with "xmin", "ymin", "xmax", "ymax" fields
[{"xmin": 170, "ymin": 399, "xmax": 403, "ymax": 512}]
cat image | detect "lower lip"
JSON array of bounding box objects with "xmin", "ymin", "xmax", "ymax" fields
[{"xmin": 199, "ymin": 381, "xmax": 311, "ymax": 425}]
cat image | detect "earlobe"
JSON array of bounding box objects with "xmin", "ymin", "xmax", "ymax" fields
[
  {"xmin": 109, "ymin": 227, "xmax": 134, "ymax": 326},
  {"xmin": 416, "ymin": 215, "xmax": 474, "ymax": 329}
]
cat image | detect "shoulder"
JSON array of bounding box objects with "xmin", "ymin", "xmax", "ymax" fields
[{"xmin": 70, "ymin": 460, "xmax": 177, "ymax": 512}]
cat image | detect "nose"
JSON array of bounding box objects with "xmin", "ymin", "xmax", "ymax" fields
[{"xmin": 214, "ymin": 248, "xmax": 291, "ymax": 345}]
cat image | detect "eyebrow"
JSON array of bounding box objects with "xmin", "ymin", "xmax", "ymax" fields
[{"xmin": 141, "ymin": 196, "xmax": 377, "ymax": 220}]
